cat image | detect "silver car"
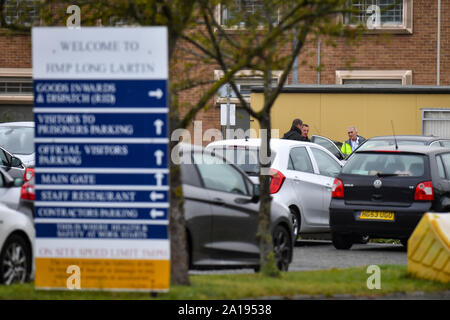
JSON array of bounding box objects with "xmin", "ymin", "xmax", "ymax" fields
[
  {"xmin": 206, "ymin": 139, "xmax": 343, "ymax": 240},
  {"xmin": 0, "ymin": 172, "xmax": 35, "ymax": 284},
  {"xmin": 179, "ymin": 144, "xmax": 294, "ymax": 271},
  {"xmin": 0, "ymin": 121, "xmax": 35, "ymax": 168}
]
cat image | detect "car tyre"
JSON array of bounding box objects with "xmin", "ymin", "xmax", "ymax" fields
[
  {"xmin": 273, "ymin": 225, "xmax": 292, "ymax": 271},
  {"xmin": 289, "ymin": 207, "xmax": 300, "ymax": 241},
  {"xmin": 0, "ymin": 234, "xmax": 31, "ymax": 285},
  {"xmin": 332, "ymin": 232, "xmax": 353, "ymax": 250}
]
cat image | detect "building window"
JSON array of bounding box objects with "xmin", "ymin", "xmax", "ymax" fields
[
  {"xmin": 0, "ymin": 69, "xmax": 33, "ymax": 122},
  {"xmin": 422, "ymin": 110, "xmax": 450, "ymax": 138},
  {"xmin": 336, "ymin": 70, "xmax": 412, "ymax": 85},
  {"xmin": 219, "ymin": 0, "xmax": 279, "ymax": 27},
  {"xmin": 2, "ymin": 0, "xmax": 40, "ymax": 26},
  {"xmin": 344, "ymin": 0, "xmax": 413, "ymax": 34},
  {"xmin": 214, "ymin": 70, "xmax": 281, "ymax": 104},
  {"xmin": 0, "ymin": 68, "xmax": 33, "ymax": 102}
]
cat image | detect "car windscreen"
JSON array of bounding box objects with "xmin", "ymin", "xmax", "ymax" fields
[
  {"xmin": 342, "ymin": 152, "xmax": 426, "ymax": 177},
  {"xmin": 210, "ymin": 146, "xmax": 275, "ymax": 176},
  {"xmin": 0, "ymin": 126, "xmax": 34, "ymax": 155},
  {"xmin": 358, "ymin": 139, "xmax": 427, "ymax": 151}
]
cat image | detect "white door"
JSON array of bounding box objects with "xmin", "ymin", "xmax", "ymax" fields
[
  {"xmin": 309, "ymin": 146, "xmax": 343, "ymax": 226},
  {"xmin": 285, "ymin": 146, "xmax": 324, "ymax": 227}
]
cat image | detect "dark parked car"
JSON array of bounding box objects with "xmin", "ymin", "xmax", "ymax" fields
[
  {"xmin": 179, "ymin": 144, "xmax": 294, "ymax": 271},
  {"xmin": 329, "ymin": 145, "xmax": 450, "ymax": 250}
]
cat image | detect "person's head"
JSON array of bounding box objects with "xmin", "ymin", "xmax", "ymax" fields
[
  {"xmin": 301, "ymin": 124, "xmax": 309, "ymax": 137},
  {"xmin": 292, "ymin": 118, "xmax": 303, "ymax": 130},
  {"xmin": 347, "ymin": 126, "xmax": 358, "ymax": 141}
]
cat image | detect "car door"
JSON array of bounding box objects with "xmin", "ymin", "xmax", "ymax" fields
[
  {"xmin": 193, "ymin": 152, "xmax": 260, "ymax": 263},
  {"xmin": 0, "ymin": 147, "xmax": 25, "ymax": 180},
  {"xmin": 0, "ymin": 168, "xmax": 21, "ymax": 210},
  {"xmin": 285, "ymin": 146, "xmax": 324, "ymax": 227},
  {"xmin": 311, "ymin": 135, "xmax": 345, "ymax": 160},
  {"xmin": 180, "ymin": 162, "xmax": 214, "ymax": 265},
  {"xmin": 308, "ymin": 146, "xmax": 343, "ymax": 226}
]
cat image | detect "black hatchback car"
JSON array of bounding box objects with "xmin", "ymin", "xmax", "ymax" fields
[{"xmin": 329, "ymin": 145, "xmax": 450, "ymax": 250}]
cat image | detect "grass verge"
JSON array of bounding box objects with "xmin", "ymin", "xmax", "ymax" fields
[{"xmin": 0, "ymin": 265, "xmax": 448, "ymax": 300}]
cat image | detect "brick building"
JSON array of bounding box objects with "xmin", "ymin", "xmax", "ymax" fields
[{"xmin": 0, "ymin": 0, "xmax": 449, "ymax": 138}]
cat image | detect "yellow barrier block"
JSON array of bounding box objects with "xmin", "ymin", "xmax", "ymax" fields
[{"xmin": 408, "ymin": 213, "xmax": 450, "ymax": 283}]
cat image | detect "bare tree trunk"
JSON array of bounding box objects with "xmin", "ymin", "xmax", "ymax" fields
[
  {"xmin": 168, "ymin": 92, "xmax": 190, "ymax": 286},
  {"xmin": 257, "ymin": 113, "xmax": 279, "ymax": 277}
]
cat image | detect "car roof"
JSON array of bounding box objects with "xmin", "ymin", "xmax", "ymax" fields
[
  {"xmin": 207, "ymin": 138, "xmax": 315, "ymax": 150},
  {"xmin": 367, "ymin": 135, "xmax": 449, "ymax": 142},
  {"xmin": 0, "ymin": 121, "xmax": 34, "ymax": 127},
  {"xmin": 355, "ymin": 144, "xmax": 450, "ymax": 155}
]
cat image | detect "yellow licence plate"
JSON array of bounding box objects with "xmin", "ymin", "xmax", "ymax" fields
[{"xmin": 359, "ymin": 210, "xmax": 395, "ymax": 221}]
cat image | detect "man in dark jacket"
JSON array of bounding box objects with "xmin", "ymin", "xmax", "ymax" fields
[
  {"xmin": 300, "ymin": 123, "xmax": 310, "ymax": 142},
  {"xmin": 282, "ymin": 118, "xmax": 303, "ymax": 141}
]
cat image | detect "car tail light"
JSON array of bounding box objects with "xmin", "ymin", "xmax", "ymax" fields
[
  {"xmin": 332, "ymin": 178, "xmax": 344, "ymax": 198},
  {"xmin": 414, "ymin": 181, "xmax": 434, "ymax": 201},
  {"xmin": 269, "ymin": 169, "xmax": 285, "ymax": 194},
  {"xmin": 21, "ymin": 182, "xmax": 35, "ymax": 201},
  {"xmin": 24, "ymin": 167, "xmax": 35, "ymax": 182}
]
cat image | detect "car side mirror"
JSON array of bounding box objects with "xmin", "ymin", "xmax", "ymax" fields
[
  {"xmin": 11, "ymin": 156, "xmax": 23, "ymax": 168},
  {"xmin": 14, "ymin": 178, "xmax": 24, "ymax": 187},
  {"xmin": 251, "ymin": 183, "xmax": 260, "ymax": 203}
]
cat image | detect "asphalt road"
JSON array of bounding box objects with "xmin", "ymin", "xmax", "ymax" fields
[
  {"xmin": 189, "ymin": 240, "xmax": 407, "ymax": 275},
  {"xmin": 290, "ymin": 240, "xmax": 407, "ymax": 271}
]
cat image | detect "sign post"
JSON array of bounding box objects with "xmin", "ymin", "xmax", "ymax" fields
[{"xmin": 32, "ymin": 27, "xmax": 170, "ymax": 291}]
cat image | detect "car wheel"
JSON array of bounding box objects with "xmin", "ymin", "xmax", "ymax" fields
[
  {"xmin": 289, "ymin": 207, "xmax": 300, "ymax": 241},
  {"xmin": 273, "ymin": 225, "xmax": 292, "ymax": 271},
  {"xmin": 332, "ymin": 232, "xmax": 353, "ymax": 250},
  {"xmin": 0, "ymin": 234, "xmax": 31, "ymax": 285}
]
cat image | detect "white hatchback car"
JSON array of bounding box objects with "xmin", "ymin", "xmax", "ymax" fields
[
  {"xmin": 0, "ymin": 201, "xmax": 35, "ymax": 284},
  {"xmin": 206, "ymin": 138, "xmax": 343, "ymax": 239}
]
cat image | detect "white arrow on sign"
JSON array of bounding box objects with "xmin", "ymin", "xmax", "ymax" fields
[
  {"xmin": 154, "ymin": 150, "xmax": 164, "ymax": 166},
  {"xmin": 155, "ymin": 172, "xmax": 164, "ymax": 186},
  {"xmin": 150, "ymin": 209, "xmax": 164, "ymax": 219},
  {"xmin": 150, "ymin": 209, "xmax": 165, "ymax": 219},
  {"xmin": 150, "ymin": 191, "xmax": 165, "ymax": 201},
  {"xmin": 154, "ymin": 119, "xmax": 164, "ymax": 135},
  {"xmin": 148, "ymin": 88, "xmax": 163, "ymax": 99}
]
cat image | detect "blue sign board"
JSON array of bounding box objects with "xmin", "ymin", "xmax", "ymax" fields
[{"xmin": 33, "ymin": 27, "xmax": 170, "ymax": 291}]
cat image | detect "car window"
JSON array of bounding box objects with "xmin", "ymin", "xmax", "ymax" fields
[
  {"xmin": 437, "ymin": 155, "xmax": 446, "ymax": 179},
  {"xmin": 193, "ymin": 153, "xmax": 248, "ymax": 195},
  {"xmin": 288, "ymin": 147, "xmax": 314, "ymax": 173},
  {"xmin": 0, "ymin": 149, "xmax": 9, "ymax": 166},
  {"xmin": 311, "ymin": 135, "xmax": 343, "ymax": 160},
  {"xmin": 180, "ymin": 163, "xmax": 202, "ymax": 187},
  {"xmin": 0, "ymin": 126, "xmax": 34, "ymax": 155},
  {"xmin": 342, "ymin": 152, "xmax": 426, "ymax": 177},
  {"xmin": 211, "ymin": 146, "xmax": 275, "ymax": 176},
  {"xmin": 438, "ymin": 153, "xmax": 450, "ymax": 180},
  {"xmin": 310, "ymin": 147, "xmax": 341, "ymax": 177},
  {"xmin": 440, "ymin": 141, "xmax": 450, "ymax": 148}
]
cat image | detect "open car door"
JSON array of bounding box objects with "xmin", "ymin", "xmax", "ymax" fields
[{"xmin": 311, "ymin": 135, "xmax": 345, "ymax": 161}]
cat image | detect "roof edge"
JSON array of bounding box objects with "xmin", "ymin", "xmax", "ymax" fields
[{"xmin": 251, "ymin": 85, "xmax": 450, "ymax": 94}]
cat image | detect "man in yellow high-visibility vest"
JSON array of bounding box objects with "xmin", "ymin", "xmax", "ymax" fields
[{"xmin": 341, "ymin": 126, "xmax": 366, "ymax": 156}]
